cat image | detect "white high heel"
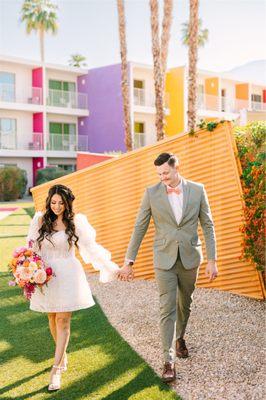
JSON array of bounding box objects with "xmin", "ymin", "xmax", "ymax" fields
[
  {"xmin": 48, "ymin": 365, "xmax": 62, "ymax": 391},
  {"xmin": 61, "ymin": 353, "xmax": 68, "ymax": 372}
]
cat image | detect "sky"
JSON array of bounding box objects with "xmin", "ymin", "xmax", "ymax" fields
[{"xmin": 0, "ymin": 0, "xmax": 265, "ymax": 72}]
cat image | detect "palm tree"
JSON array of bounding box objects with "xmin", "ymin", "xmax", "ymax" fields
[
  {"xmin": 187, "ymin": 0, "xmax": 199, "ymax": 133},
  {"xmin": 21, "ymin": 0, "xmax": 58, "ymax": 63},
  {"xmin": 117, "ymin": 0, "xmax": 132, "ymax": 151},
  {"xmin": 150, "ymin": 0, "xmax": 173, "ymax": 141},
  {"xmin": 161, "ymin": 0, "xmax": 173, "ymax": 117},
  {"xmin": 181, "ymin": 18, "xmax": 209, "ymax": 48},
  {"xmin": 68, "ymin": 54, "xmax": 88, "ymax": 68}
]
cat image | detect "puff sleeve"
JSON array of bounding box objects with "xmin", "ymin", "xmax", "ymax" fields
[
  {"xmin": 75, "ymin": 213, "xmax": 119, "ymax": 283},
  {"xmin": 26, "ymin": 211, "xmax": 43, "ymax": 250}
]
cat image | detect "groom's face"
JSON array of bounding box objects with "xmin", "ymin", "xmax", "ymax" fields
[{"xmin": 156, "ymin": 162, "xmax": 179, "ymax": 186}]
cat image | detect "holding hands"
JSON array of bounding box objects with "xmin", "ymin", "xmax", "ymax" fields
[{"xmin": 117, "ymin": 261, "xmax": 134, "ymax": 281}]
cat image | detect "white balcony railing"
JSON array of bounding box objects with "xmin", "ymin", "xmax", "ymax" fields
[
  {"xmin": 251, "ymin": 101, "xmax": 266, "ymax": 111},
  {"xmin": 133, "ymin": 132, "xmax": 145, "ymax": 149},
  {"xmin": 47, "ymin": 134, "xmax": 88, "ymax": 151},
  {"xmin": 198, "ymin": 93, "xmax": 266, "ymax": 113},
  {"xmin": 47, "ymin": 89, "xmax": 88, "ymax": 110},
  {"xmin": 133, "ymin": 88, "xmax": 169, "ymax": 108},
  {"xmin": 0, "ymin": 132, "xmax": 43, "ymax": 150},
  {"xmin": 0, "ymin": 83, "xmax": 42, "ymax": 104}
]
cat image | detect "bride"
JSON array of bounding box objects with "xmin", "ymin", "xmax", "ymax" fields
[{"xmin": 26, "ymin": 184, "xmax": 119, "ymax": 391}]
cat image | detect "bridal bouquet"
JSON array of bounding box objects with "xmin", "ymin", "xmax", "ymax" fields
[{"xmin": 8, "ymin": 246, "xmax": 54, "ymax": 300}]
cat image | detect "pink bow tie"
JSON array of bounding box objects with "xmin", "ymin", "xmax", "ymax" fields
[{"xmin": 167, "ymin": 187, "xmax": 181, "ymax": 195}]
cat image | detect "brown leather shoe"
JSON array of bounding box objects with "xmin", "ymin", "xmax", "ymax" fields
[
  {"xmin": 176, "ymin": 338, "xmax": 189, "ymax": 358},
  {"xmin": 162, "ymin": 362, "xmax": 176, "ymax": 383}
]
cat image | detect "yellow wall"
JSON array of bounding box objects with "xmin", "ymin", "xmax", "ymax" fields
[
  {"xmin": 235, "ymin": 83, "xmax": 249, "ymax": 100},
  {"xmin": 31, "ymin": 122, "xmax": 264, "ymax": 300},
  {"xmin": 165, "ymin": 66, "xmax": 185, "ymax": 136}
]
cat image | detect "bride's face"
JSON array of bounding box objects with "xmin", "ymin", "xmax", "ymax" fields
[{"xmin": 50, "ymin": 194, "xmax": 66, "ymax": 217}]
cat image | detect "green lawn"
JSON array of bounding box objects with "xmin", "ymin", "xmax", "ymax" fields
[{"xmin": 0, "ymin": 209, "xmax": 181, "ymax": 400}]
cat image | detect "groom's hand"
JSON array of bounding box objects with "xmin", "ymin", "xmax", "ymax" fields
[
  {"xmin": 205, "ymin": 260, "xmax": 218, "ymax": 282},
  {"xmin": 117, "ymin": 263, "xmax": 134, "ymax": 281}
]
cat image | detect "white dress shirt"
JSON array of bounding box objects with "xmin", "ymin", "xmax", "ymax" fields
[{"xmin": 166, "ymin": 178, "xmax": 183, "ymax": 225}]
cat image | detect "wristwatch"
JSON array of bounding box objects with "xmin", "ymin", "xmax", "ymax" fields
[{"xmin": 126, "ymin": 261, "xmax": 134, "ymax": 267}]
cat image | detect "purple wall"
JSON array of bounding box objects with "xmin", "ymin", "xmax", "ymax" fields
[{"xmin": 78, "ymin": 64, "xmax": 126, "ymax": 153}]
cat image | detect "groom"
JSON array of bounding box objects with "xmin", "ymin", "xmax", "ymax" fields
[{"xmin": 118, "ymin": 152, "xmax": 218, "ymax": 382}]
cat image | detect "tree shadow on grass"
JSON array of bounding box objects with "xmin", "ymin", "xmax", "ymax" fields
[
  {"xmin": 0, "ymin": 273, "xmax": 180, "ymax": 400},
  {"xmin": 23, "ymin": 207, "xmax": 35, "ymax": 219},
  {"xmin": 0, "ymin": 235, "xmax": 27, "ymax": 239}
]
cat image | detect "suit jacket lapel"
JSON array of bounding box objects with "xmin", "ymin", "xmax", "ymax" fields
[{"xmin": 180, "ymin": 178, "xmax": 190, "ymax": 223}]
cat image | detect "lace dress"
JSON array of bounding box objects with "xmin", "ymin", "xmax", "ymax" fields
[{"xmin": 26, "ymin": 212, "xmax": 119, "ymax": 313}]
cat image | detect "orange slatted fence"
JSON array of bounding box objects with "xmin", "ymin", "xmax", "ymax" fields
[{"xmin": 31, "ymin": 122, "xmax": 265, "ymax": 300}]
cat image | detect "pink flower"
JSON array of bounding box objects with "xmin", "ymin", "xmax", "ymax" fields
[
  {"xmin": 45, "ymin": 267, "xmax": 53, "ymax": 276},
  {"xmin": 33, "ymin": 269, "xmax": 47, "ymax": 284},
  {"xmin": 13, "ymin": 247, "xmax": 27, "ymax": 258},
  {"xmin": 19, "ymin": 268, "xmax": 33, "ymax": 282},
  {"xmin": 8, "ymin": 281, "xmax": 16, "ymax": 286}
]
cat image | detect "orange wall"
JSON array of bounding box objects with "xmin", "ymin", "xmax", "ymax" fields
[
  {"xmin": 205, "ymin": 77, "xmax": 219, "ymax": 96},
  {"xmin": 31, "ymin": 122, "xmax": 264, "ymax": 300},
  {"xmin": 165, "ymin": 66, "xmax": 185, "ymax": 135},
  {"xmin": 77, "ymin": 154, "xmax": 114, "ymax": 170},
  {"xmin": 235, "ymin": 83, "xmax": 249, "ymax": 100},
  {"xmin": 205, "ymin": 77, "xmax": 219, "ymax": 110}
]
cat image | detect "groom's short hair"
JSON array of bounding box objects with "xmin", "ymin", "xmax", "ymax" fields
[{"xmin": 154, "ymin": 153, "xmax": 179, "ymax": 167}]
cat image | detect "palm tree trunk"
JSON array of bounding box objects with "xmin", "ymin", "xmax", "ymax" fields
[
  {"xmin": 187, "ymin": 0, "xmax": 199, "ymax": 133},
  {"xmin": 161, "ymin": 0, "xmax": 173, "ymax": 104},
  {"xmin": 150, "ymin": 0, "xmax": 164, "ymax": 141},
  {"xmin": 39, "ymin": 28, "xmax": 45, "ymax": 63},
  {"xmin": 117, "ymin": 0, "xmax": 132, "ymax": 151}
]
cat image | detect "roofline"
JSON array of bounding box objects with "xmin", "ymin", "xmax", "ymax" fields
[{"xmin": 0, "ymin": 54, "xmax": 88, "ymax": 75}]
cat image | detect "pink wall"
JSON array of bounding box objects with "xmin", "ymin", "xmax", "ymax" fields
[
  {"xmin": 32, "ymin": 67, "xmax": 43, "ymax": 104},
  {"xmin": 32, "ymin": 67, "xmax": 43, "ymax": 87},
  {"xmin": 32, "ymin": 157, "xmax": 44, "ymax": 186},
  {"xmin": 33, "ymin": 113, "xmax": 43, "ymax": 132}
]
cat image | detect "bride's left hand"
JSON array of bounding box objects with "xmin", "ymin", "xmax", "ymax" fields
[{"xmin": 116, "ymin": 265, "xmax": 134, "ymax": 281}]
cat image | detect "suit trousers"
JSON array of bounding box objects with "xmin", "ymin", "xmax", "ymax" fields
[{"xmin": 154, "ymin": 253, "xmax": 199, "ymax": 362}]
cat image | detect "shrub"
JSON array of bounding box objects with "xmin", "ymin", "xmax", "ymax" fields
[
  {"xmin": 234, "ymin": 121, "xmax": 266, "ymax": 277},
  {"xmin": 0, "ymin": 166, "xmax": 28, "ymax": 201},
  {"xmin": 36, "ymin": 167, "xmax": 71, "ymax": 185}
]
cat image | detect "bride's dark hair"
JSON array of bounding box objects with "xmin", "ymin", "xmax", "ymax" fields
[{"xmin": 37, "ymin": 184, "xmax": 79, "ymax": 249}]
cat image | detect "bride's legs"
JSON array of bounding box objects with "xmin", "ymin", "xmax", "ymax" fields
[
  {"xmin": 48, "ymin": 312, "xmax": 67, "ymax": 368},
  {"xmin": 49, "ymin": 312, "xmax": 72, "ymax": 386},
  {"xmin": 48, "ymin": 313, "xmax": 57, "ymax": 342}
]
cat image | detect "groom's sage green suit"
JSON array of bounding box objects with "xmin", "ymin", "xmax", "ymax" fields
[{"xmin": 126, "ymin": 178, "xmax": 216, "ymax": 362}]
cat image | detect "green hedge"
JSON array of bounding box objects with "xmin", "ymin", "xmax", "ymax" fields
[
  {"xmin": 0, "ymin": 166, "xmax": 28, "ymax": 201},
  {"xmin": 36, "ymin": 166, "xmax": 71, "ymax": 185}
]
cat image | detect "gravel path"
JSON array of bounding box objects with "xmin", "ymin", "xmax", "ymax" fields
[{"xmin": 89, "ymin": 275, "xmax": 265, "ymax": 400}]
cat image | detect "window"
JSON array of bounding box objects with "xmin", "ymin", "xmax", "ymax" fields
[
  {"xmin": 48, "ymin": 122, "xmax": 76, "ymax": 151},
  {"xmin": 0, "ymin": 118, "xmax": 17, "ymax": 149},
  {"xmin": 48, "ymin": 80, "xmax": 76, "ymax": 107},
  {"xmin": 134, "ymin": 122, "xmax": 145, "ymax": 148},
  {"xmin": 134, "ymin": 80, "xmax": 144, "ymax": 89},
  {"xmin": 251, "ymin": 94, "xmax": 261, "ymax": 103},
  {"xmin": 58, "ymin": 164, "xmax": 76, "ymax": 172},
  {"xmin": 134, "ymin": 122, "xmax": 145, "ymax": 133},
  {"xmin": 0, "ymin": 72, "xmax": 15, "ymax": 102}
]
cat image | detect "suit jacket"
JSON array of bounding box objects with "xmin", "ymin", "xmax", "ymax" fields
[{"xmin": 126, "ymin": 178, "xmax": 216, "ymax": 270}]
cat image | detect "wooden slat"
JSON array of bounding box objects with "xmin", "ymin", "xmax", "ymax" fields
[{"xmin": 31, "ymin": 122, "xmax": 264, "ymax": 300}]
